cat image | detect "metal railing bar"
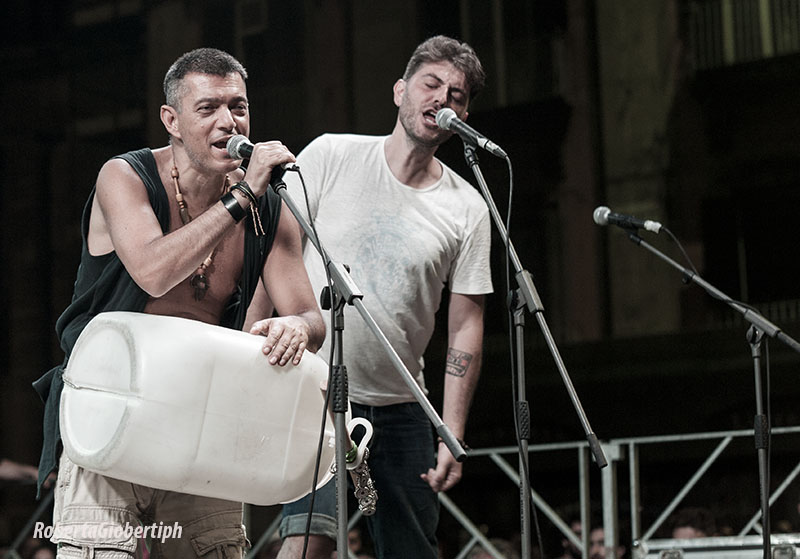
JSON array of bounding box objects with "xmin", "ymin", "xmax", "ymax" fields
[
  {"xmin": 629, "ymin": 442, "xmax": 641, "ymax": 542},
  {"xmin": 610, "ymin": 425, "xmax": 800, "ymax": 446},
  {"xmin": 490, "ymin": 452, "xmax": 585, "ymax": 551},
  {"xmin": 739, "ymin": 458, "xmax": 800, "ymax": 536},
  {"xmin": 467, "ymin": 440, "xmax": 590, "ymax": 458},
  {"xmin": 440, "ymin": 492, "xmax": 509, "ymax": 559},
  {"xmin": 641, "ymin": 436, "xmax": 734, "ymax": 541},
  {"xmin": 579, "ymin": 446, "xmax": 591, "ymax": 559},
  {"xmin": 453, "ymin": 536, "xmax": 481, "ymax": 559}
]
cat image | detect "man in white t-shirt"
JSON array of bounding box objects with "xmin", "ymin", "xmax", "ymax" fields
[{"xmin": 266, "ymin": 35, "xmax": 493, "ymax": 559}]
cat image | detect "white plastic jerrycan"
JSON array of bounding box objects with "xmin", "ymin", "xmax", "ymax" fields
[{"xmin": 60, "ymin": 311, "xmax": 338, "ymax": 505}]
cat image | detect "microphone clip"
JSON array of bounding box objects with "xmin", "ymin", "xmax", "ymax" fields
[{"xmin": 330, "ymin": 417, "xmax": 378, "ymax": 516}]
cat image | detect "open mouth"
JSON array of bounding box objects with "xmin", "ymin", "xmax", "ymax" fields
[
  {"xmin": 212, "ymin": 139, "xmax": 230, "ymax": 153},
  {"xmin": 423, "ymin": 109, "xmax": 438, "ymax": 126}
]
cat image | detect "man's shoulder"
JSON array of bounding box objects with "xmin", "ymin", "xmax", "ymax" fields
[
  {"xmin": 101, "ymin": 147, "xmax": 164, "ymax": 187},
  {"xmin": 437, "ymin": 160, "xmax": 487, "ymax": 209},
  {"xmin": 112, "ymin": 147, "xmax": 154, "ymax": 164},
  {"xmin": 306, "ymin": 133, "xmax": 384, "ymax": 154},
  {"xmin": 298, "ymin": 134, "xmax": 386, "ymax": 174}
]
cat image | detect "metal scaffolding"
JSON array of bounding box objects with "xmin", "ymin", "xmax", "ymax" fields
[{"xmin": 245, "ymin": 426, "xmax": 800, "ymax": 558}]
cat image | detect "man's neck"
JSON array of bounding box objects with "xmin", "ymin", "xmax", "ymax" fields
[
  {"xmin": 384, "ymin": 122, "xmax": 443, "ymax": 189},
  {"xmin": 163, "ymin": 145, "xmax": 229, "ymax": 207}
]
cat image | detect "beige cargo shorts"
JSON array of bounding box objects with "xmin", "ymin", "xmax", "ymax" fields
[{"xmin": 51, "ymin": 453, "xmax": 248, "ymax": 558}]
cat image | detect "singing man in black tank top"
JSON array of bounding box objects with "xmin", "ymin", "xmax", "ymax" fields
[{"xmin": 34, "ymin": 47, "xmax": 324, "ymax": 559}]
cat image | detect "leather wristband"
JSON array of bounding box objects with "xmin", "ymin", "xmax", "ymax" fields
[
  {"xmin": 221, "ymin": 191, "xmax": 247, "ymax": 223},
  {"xmin": 231, "ymin": 180, "xmax": 257, "ymax": 206}
]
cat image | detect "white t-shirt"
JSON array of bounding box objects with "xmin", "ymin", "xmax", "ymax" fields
[{"xmin": 283, "ymin": 134, "xmax": 493, "ymax": 405}]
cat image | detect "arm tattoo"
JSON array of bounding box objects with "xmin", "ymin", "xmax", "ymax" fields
[{"xmin": 446, "ymin": 347, "xmax": 473, "ymax": 377}]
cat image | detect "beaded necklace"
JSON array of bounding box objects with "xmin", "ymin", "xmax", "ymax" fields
[{"xmin": 170, "ymin": 163, "xmax": 229, "ymax": 301}]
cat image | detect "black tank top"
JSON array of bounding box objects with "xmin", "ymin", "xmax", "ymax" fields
[{"xmin": 34, "ymin": 147, "xmax": 281, "ymax": 493}]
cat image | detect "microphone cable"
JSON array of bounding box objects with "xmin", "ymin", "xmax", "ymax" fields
[
  {"xmin": 281, "ymin": 166, "xmax": 337, "ymax": 559},
  {"xmin": 240, "ymin": 147, "xmax": 341, "ymax": 559}
]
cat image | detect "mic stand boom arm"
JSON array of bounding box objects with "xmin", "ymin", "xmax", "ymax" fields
[
  {"xmin": 462, "ymin": 143, "xmax": 607, "ymax": 559},
  {"xmin": 463, "ymin": 143, "xmax": 607, "ymax": 464},
  {"xmin": 624, "ymin": 232, "xmax": 800, "ymax": 352}
]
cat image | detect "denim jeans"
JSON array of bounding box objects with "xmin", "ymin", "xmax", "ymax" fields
[{"xmin": 280, "ymin": 402, "xmax": 439, "ymax": 559}]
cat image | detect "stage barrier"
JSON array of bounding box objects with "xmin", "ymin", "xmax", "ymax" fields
[
  {"xmin": 14, "ymin": 426, "xmax": 796, "ymax": 558},
  {"xmin": 248, "ymin": 426, "xmax": 800, "ymax": 559}
]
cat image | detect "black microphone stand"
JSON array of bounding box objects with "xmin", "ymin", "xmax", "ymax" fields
[
  {"xmin": 620, "ymin": 228, "xmax": 800, "ymax": 559},
  {"xmin": 270, "ymin": 177, "xmax": 467, "ymax": 555},
  {"xmin": 461, "ymin": 142, "xmax": 608, "ymax": 559}
]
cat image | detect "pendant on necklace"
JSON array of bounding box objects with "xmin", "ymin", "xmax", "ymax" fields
[
  {"xmin": 171, "ymin": 162, "xmax": 228, "ymax": 302},
  {"xmin": 190, "ymin": 272, "xmax": 209, "ymax": 301}
]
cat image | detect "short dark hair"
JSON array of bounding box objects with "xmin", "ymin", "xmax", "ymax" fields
[
  {"xmin": 402, "ymin": 35, "xmax": 486, "ymax": 99},
  {"xmin": 671, "ymin": 507, "xmax": 717, "ymax": 537},
  {"xmin": 163, "ymin": 48, "xmax": 248, "ymax": 110}
]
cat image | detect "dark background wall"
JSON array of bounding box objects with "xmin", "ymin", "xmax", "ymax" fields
[{"xmin": 2, "ymin": 1, "xmax": 800, "ymax": 557}]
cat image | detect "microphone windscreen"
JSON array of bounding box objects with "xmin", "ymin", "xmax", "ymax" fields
[
  {"xmin": 593, "ymin": 206, "xmax": 611, "ymax": 226},
  {"xmin": 227, "ymin": 135, "xmax": 252, "ymax": 159},
  {"xmin": 435, "ymin": 108, "xmax": 457, "ymax": 130}
]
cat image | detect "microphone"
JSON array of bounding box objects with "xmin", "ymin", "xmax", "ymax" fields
[
  {"xmin": 435, "ymin": 108, "xmax": 508, "ymax": 158},
  {"xmin": 593, "ymin": 206, "xmax": 662, "ymax": 233},
  {"xmin": 226, "ymin": 135, "xmax": 300, "ymax": 182}
]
